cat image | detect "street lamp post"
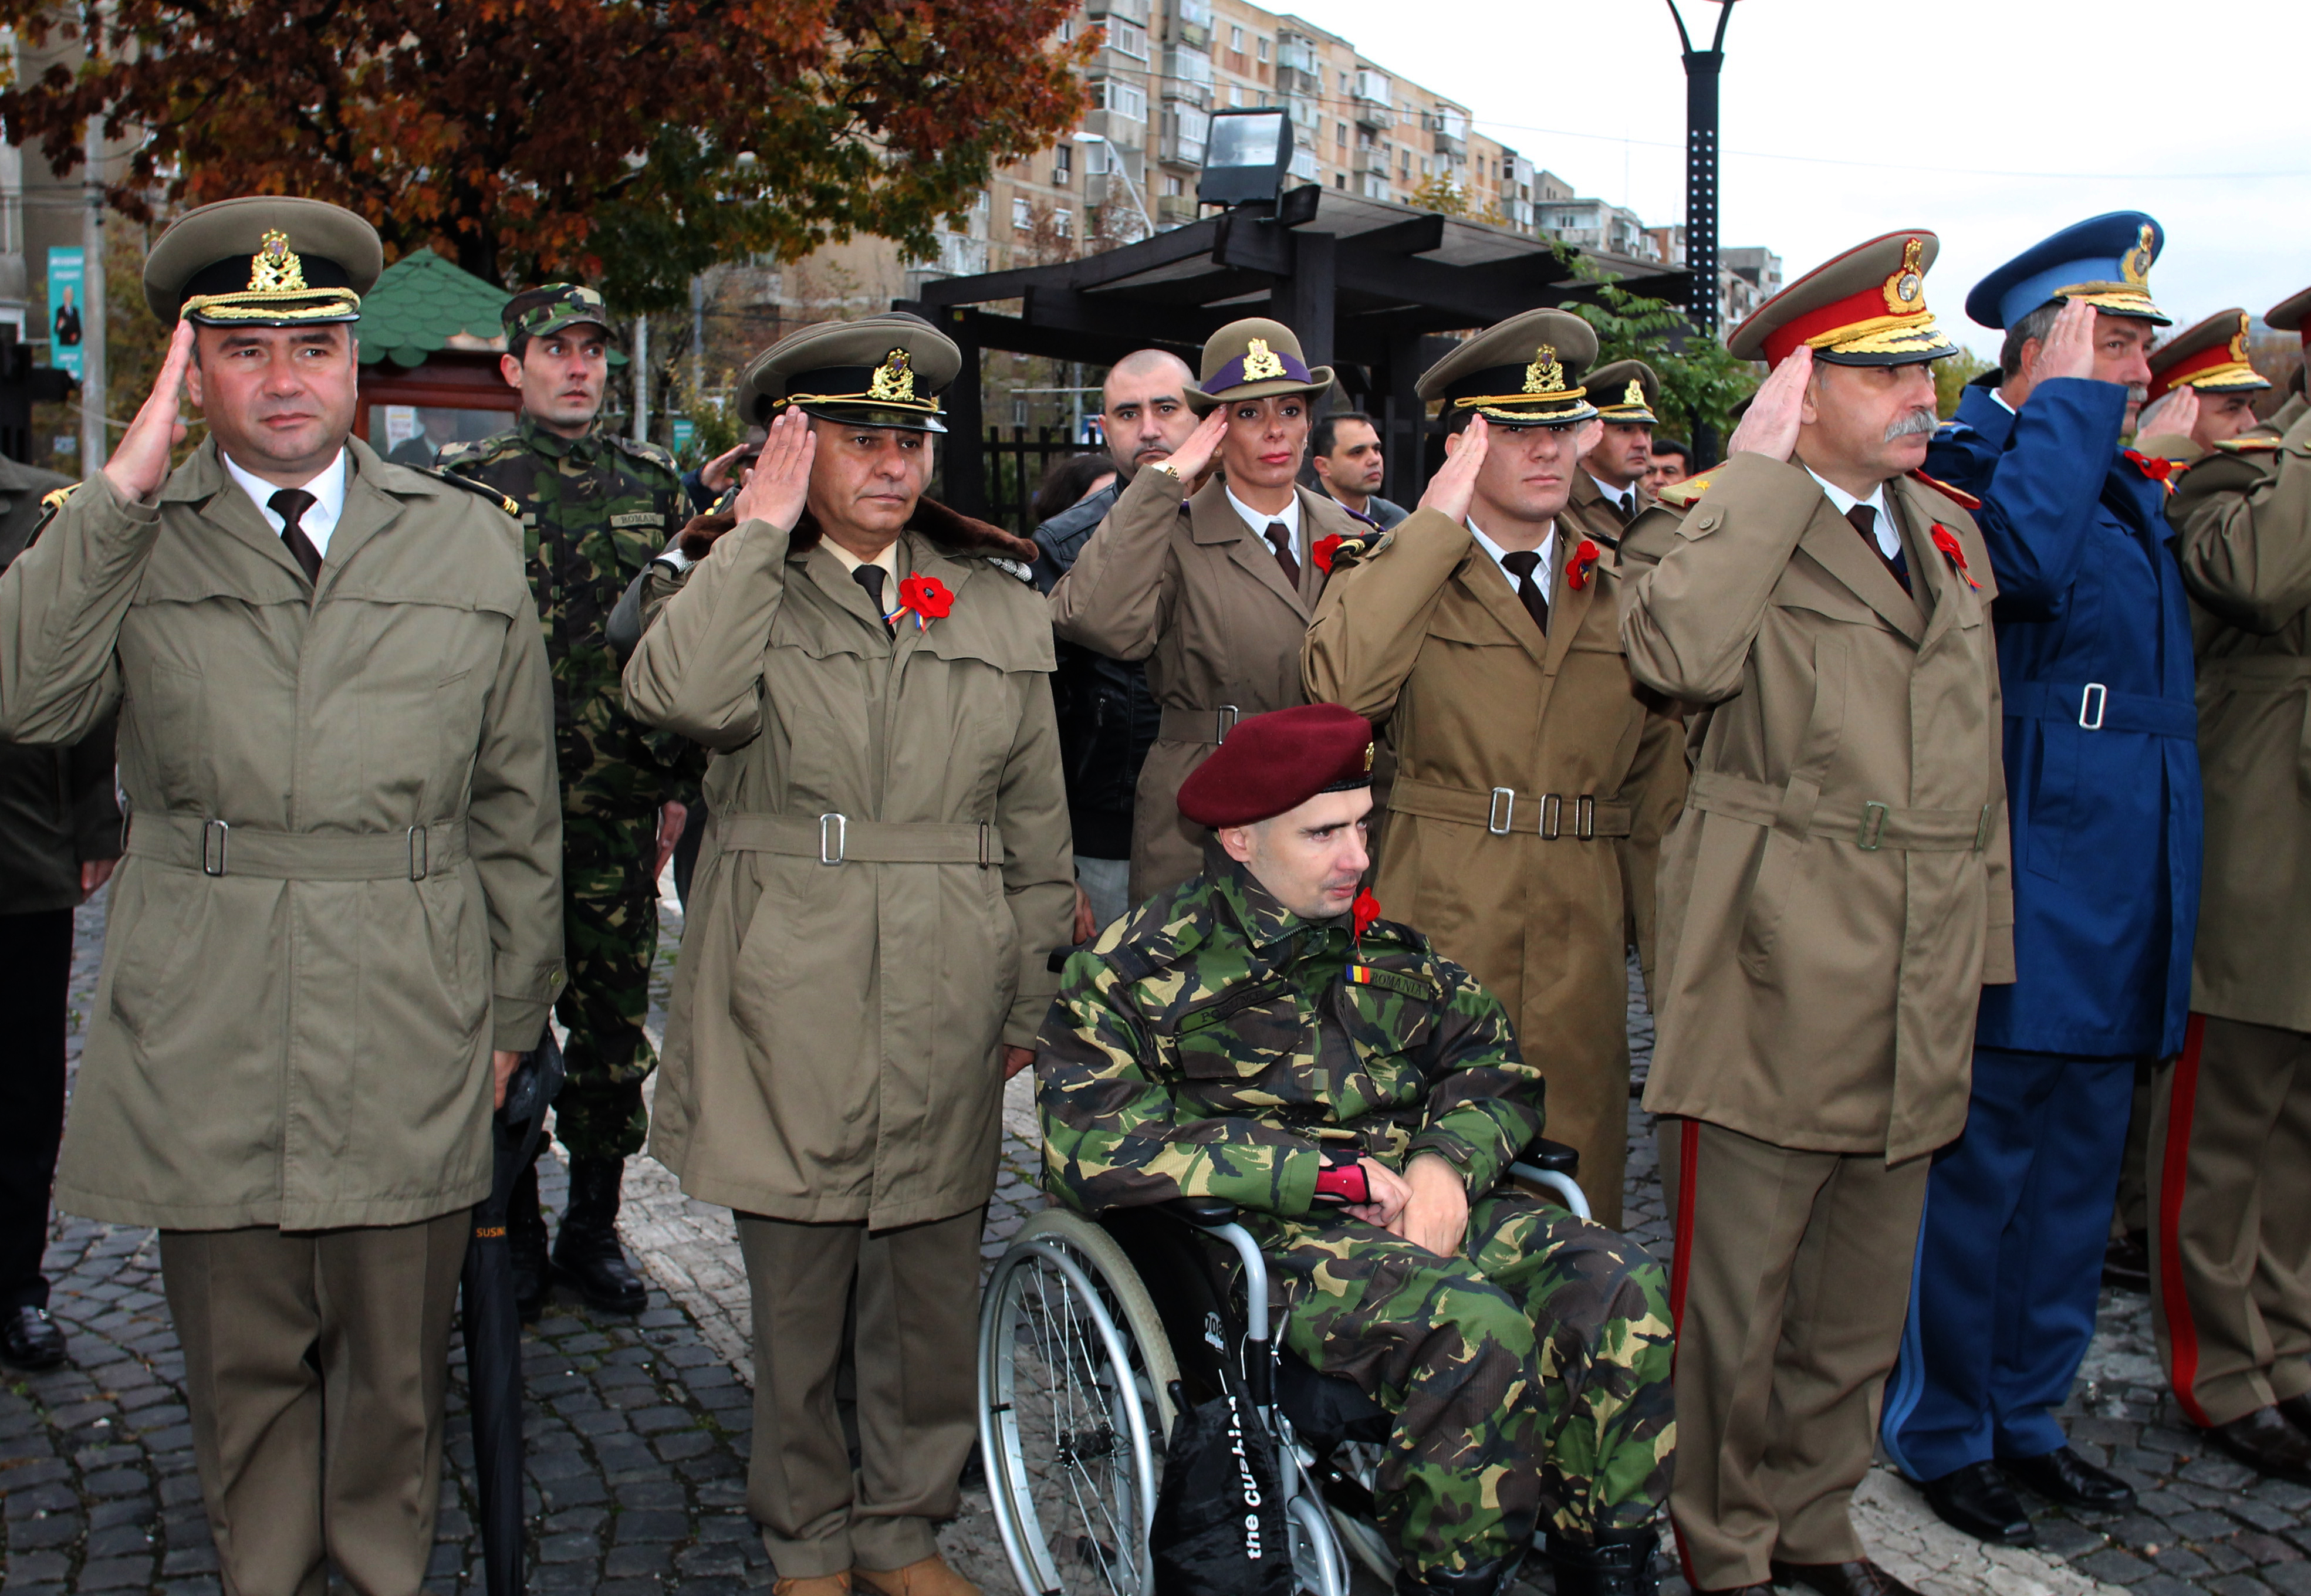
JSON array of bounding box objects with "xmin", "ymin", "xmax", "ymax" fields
[
  {"xmin": 1072, "ymin": 131, "xmax": 1155, "ymax": 241},
  {"xmin": 1667, "ymin": 0, "xmax": 1735, "ymax": 459}
]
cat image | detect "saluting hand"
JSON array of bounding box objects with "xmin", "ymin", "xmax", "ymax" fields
[
  {"xmin": 1158, "ymin": 405, "xmax": 1231, "ymax": 488},
  {"xmin": 2134, "ymin": 384, "xmax": 2201, "ymax": 444},
  {"xmin": 2006, "ymin": 296, "xmax": 2099, "ymax": 408},
  {"xmin": 732, "ymin": 405, "xmax": 815, "ymax": 532},
  {"xmin": 1729, "ymin": 345, "xmax": 1810, "ymax": 462},
  {"xmin": 1418, "ymin": 412, "xmax": 1489, "ymax": 523},
  {"xmin": 103, "ymin": 319, "xmax": 194, "ymax": 503}
]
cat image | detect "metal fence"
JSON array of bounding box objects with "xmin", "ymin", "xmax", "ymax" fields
[{"xmin": 979, "ymin": 426, "xmax": 1104, "ymax": 533}]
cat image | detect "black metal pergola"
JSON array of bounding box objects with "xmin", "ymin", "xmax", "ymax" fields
[{"xmin": 898, "ymin": 186, "xmax": 1687, "ymax": 516}]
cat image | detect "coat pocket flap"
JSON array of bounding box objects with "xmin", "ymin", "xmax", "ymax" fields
[{"xmin": 915, "ymin": 614, "xmax": 1057, "ymax": 673}]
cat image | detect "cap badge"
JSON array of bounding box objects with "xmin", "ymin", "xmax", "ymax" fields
[
  {"xmin": 868, "ymin": 349, "xmax": 917, "ymax": 403},
  {"xmin": 1523, "ymin": 345, "xmax": 1566, "ymax": 394},
  {"xmin": 1241, "ymin": 338, "xmax": 1286, "ymax": 382},
  {"xmin": 2123, "ymin": 224, "xmax": 2155, "ymax": 286},
  {"xmin": 2228, "ymin": 315, "xmax": 2250, "ymax": 362},
  {"xmin": 248, "ymin": 230, "xmax": 309, "ymax": 295},
  {"xmin": 1623, "ymin": 377, "xmax": 1645, "ymax": 407},
  {"xmin": 1362, "ymin": 740, "xmax": 1374, "ymax": 773},
  {"xmin": 1880, "ymin": 236, "xmax": 1927, "ymax": 315}
]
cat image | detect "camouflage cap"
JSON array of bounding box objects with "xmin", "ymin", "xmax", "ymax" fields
[
  {"xmin": 143, "ymin": 196, "xmax": 382, "ymax": 326},
  {"xmin": 504, "ymin": 283, "xmax": 614, "ymax": 344}
]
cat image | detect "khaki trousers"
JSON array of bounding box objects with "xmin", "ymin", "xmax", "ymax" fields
[
  {"xmin": 738, "ymin": 1208, "xmax": 984, "ymax": 1578},
  {"xmin": 160, "ymin": 1213, "xmax": 468, "ymax": 1596},
  {"xmin": 2150, "ymin": 1015, "xmax": 2311, "ymax": 1426},
  {"xmin": 1660, "ymin": 1118, "xmax": 1928, "ymax": 1591}
]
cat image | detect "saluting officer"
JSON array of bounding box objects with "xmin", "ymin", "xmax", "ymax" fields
[
  {"xmin": 441, "ymin": 282, "xmax": 698, "ymax": 1319},
  {"xmin": 1882, "ymin": 215, "xmax": 2201, "ymax": 1541},
  {"xmin": 0, "ymin": 197, "xmax": 563, "ymax": 1593},
  {"xmin": 1576, "ymin": 360, "xmax": 1663, "ymax": 530},
  {"xmin": 1305, "ymin": 312, "xmax": 1685, "ymax": 1225},
  {"xmin": 2135, "ymin": 308, "xmax": 2275, "ymax": 465},
  {"xmin": 1050, "ymin": 317, "xmax": 1363, "ymax": 905},
  {"xmin": 1617, "ymin": 231, "xmax": 2011, "ymax": 1596},
  {"xmin": 2149, "ymin": 282, "xmax": 2311, "ymax": 1479},
  {"xmin": 622, "ymin": 316, "xmax": 1072, "ymax": 1596}
]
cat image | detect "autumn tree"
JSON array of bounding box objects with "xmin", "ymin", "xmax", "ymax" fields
[{"xmin": 0, "ymin": 0, "xmax": 1094, "ymax": 312}]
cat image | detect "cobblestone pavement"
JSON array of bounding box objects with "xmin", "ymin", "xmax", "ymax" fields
[{"xmin": 4, "ymin": 895, "xmax": 2295, "ymax": 1596}]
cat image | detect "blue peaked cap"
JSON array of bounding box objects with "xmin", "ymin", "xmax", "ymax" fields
[{"xmin": 1965, "ymin": 211, "xmax": 2170, "ymax": 330}]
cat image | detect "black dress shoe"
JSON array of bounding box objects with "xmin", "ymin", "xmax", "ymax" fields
[
  {"xmin": 2103, "ymin": 1231, "xmax": 2151, "ymax": 1293},
  {"xmin": 2205, "ymin": 1406, "xmax": 2311, "ymax": 1486},
  {"xmin": 2000, "ymin": 1446, "xmax": 2136, "ymax": 1512},
  {"xmin": 2274, "ymin": 1392, "xmax": 2311, "ymax": 1439},
  {"xmin": 1544, "ymin": 1528, "xmax": 1659, "ymax": 1596},
  {"xmin": 1768, "ymin": 1560, "xmax": 1924, "ymax": 1596},
  {"xmin": 551, "ymin": 1156, "xmax": 649, "ymax": 1315},
  {"xmin": 1918, "ymin": 1461, "xmax": 2036, "ymax": 1545},
  {"xmin": 1393, "ymin": 1556, "xmax": 1518, "ymax": 1596},
  {"xmin": 0, "ymin": 1304, "xmax": 66, "ymax": 1370}
]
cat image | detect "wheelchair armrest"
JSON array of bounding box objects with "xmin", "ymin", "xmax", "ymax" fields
[
  {"xmin": 1157, "ymin": 1195, "xmax": 1243, "ymax": 1228},
  {"xmin": 1518, "ymin": 1137, "xmax": 1580, "ymax": 1176}
]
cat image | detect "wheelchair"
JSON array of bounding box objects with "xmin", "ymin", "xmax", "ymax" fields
[{"xmin": 975, "ymin": 1139, "xmax": 1590, "ymax": 1596}]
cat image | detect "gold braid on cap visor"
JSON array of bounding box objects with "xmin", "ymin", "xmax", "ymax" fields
[
  {"xmin": 1449, "ymin": 384, "xmax": 1597, "ymax": 424},
  {"xmin": 2052, "ymin": 283, "xmax": 2167, "ymax": 319},
  {"xmin": 775, "ymin": 391, "xmax": 944, "ymax": 416},
  {"xmin": 1803, "ymin": 310, "xmax": 1956, "ymax": 357},
  {"xmin": 180, "ymin": 232, "xmax": 361, "ymax": 322}
]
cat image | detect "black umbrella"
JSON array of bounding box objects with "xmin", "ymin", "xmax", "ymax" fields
[{"xmin": 461, "ymin": 1031, "xmax": 565, "ymax": 1596}]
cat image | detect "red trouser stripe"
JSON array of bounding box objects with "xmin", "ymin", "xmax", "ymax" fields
[
  {"xmin": 1667, "ymin": 1117, "xmax": 1701, "ymax": 1588},
  {"xmin": 2160, "ymin": 1013, "xmax": 2211, "ymax": 1428}
]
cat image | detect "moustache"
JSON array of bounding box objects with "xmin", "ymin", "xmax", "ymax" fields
[{"xmin": 1883, "ymin": 408, "xmax": 1939, "ymax": 442}]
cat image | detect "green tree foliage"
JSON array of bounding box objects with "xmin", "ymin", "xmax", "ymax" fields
[
  {"xmin": 1935, "ymin": 349, "xmax": 1996, "ymax": 418},
  {"xmin": 1557, "ymin": 252, "xmax": 1758, "ymax": 448}
]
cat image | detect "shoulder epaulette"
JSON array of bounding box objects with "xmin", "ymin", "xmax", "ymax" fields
[
  {"xmin": 606, "ymin": 433, "xmax": 681, "ymax": 472},
  {"xmin": 38, "ymin": 484, "xmax": 77, "ymax": 515},
  {"xmin": 1317, "ymin": 529, "xmax": 1388, "ymax": 572},
  {"xmin": 1656, "ymin": 472, "xmax": 1717, "ymax": 508},
  {"xmin": 411, "ymin": 466, "xmax": 521, "ymax": 520},
  {"xmin": 2212, "ymin": 435, "xmax": 2283, "ymax": 454},
  {"xmin": 1906, "ymin": 468, "xmax": 1981, "ymax": 510}
]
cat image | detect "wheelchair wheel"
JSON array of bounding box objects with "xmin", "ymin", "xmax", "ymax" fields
[
  {"xmin": 1322, "ymin": 1441, "xmax": 1398, "ymax": 1585},
  {"xmin": 980, "ymin": 1208, "xmax": 1180, "ymax": 1596}
]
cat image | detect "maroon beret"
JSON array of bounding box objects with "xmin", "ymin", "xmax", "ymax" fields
[{"xmin": 1176, "ymin": 704, "xmax": 1376, "ymax": 829}]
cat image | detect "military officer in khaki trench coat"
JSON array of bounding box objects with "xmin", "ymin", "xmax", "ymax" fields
[
  {"xmin": 1575, "ymin": 359, "xmax": 1663, "ymax": 531},
  {"xmin": 0, "ymin": 197, "xmax": 563, "ymax": 1593},
  {"xmin": 621, "ymin": 316, "xmax": 1072, "ymax": 1596},
  {"xmin": 1305, "ymin": 311, "xmax": 1685, "ymax": 1226},
  {"xmin": 2147, "ymin": 282, "xmax": 2311, "ymax": 1470},
  {"xmin": 1616, "ymin": 232, "xmax": 2013, "ymax": 1596},
  {"xmin": 1050, "ymin": 317, "xmax": 1363, "ymax": 905}
]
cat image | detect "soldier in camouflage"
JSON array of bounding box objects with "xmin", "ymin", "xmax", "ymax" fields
[
  {"xmin": 1038, "ymin": 703, "xmax": 1675, "ymax": 1596},
  {"xmin": 441, "ymin": 283, "xmax": 700, "ymax": 1317}
]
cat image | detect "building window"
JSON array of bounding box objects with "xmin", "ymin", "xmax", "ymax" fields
[
  {"xmin": 1163, "ymin": 174, "xmax": 1184, "ymax": 197},
  {"xmin": 1054, "ymin": 144, "xmax": 1072, "ymax": 184},
  {"xmin": 1229, "ymin": 84, "xmax": 1245, "ymax": 107},
  {"xmin": 1107, "ymin": 18, "xmax": 1148, "ymax": 60},
  {"xmin": 1229, "ymin": 24, "xmax": 1243, "ymax": 50},
  {"xmin": 1090, "ymin": 78, "xmax": 1147, "ymax": 121},
  {"xmin": 1335, "ymin": 121, "xmax": 1346, "ymax": 148},
  {"xmin": 1012, "ymin": 196, "xmax": 1032, "ymax": 232},
  {"xmin": 1334, "ymin": 172, "xmax": 1345, "ymax": 188},
  {"xmin": 1053, "ymin": 208, "xmax": 1073, "ymax": 238},
  {"xmin": 1256, "ymin": 36, "xmax": 1268, "ymax": 60}
]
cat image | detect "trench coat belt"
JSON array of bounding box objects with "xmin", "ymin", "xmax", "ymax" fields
[
  {"xmin": 1388, "ymin": 773, "xmax": 1634, "ymax": 840},
  {"xmin": 1686, "ymin": 770, "xmax": 1995, "ymax": 853},
  {"xmin": 2004, "ymin": 679, "xmax": 2197, "ymax": 738},
  {"xmin": 2197, "ymin": 656, "xmax": 2311, "ymax": 791},
  {"xmin": 127, "ymin": 813, "xmax": 470, "ymax": 880},
  {"xmin": 1158, "ymin": 705, "xmax": 1245, "ymax": 743},
  {"xmin": 716, "ymin": 811, "xmax": 1002, "ymax": 867}
]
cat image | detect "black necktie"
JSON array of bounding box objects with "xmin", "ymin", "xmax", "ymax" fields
[
  {"xmin": 1847, "ymin": 504, "xmax": 1910, "ymax": 594},
  {"xmin": 1501, "ymin": 549, "xmax": 1549, "ymax": 635},
  {"xmin": 1616, "ymin": 490, "xmax": 1634, "ymax": 522},
  {"xmin": 271, "ymin": 488, "xmax": 322, "ymax": 583},
  {"xmin": 850, "ymin": 563, "xmax": 895, "ymax": 635},
  {"xmin": 1262, "ymin": 520, "xmax": 1300, "ymax": 586}
]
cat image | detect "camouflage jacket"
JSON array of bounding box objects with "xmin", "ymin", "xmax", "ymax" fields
[
  {"xmin": 1037, "ymin": 847, "xmax": 1545, "ymax": 1217},
  {"xmin": 441, "ymin": 415, "xmax": 700, "ymax": 813}
]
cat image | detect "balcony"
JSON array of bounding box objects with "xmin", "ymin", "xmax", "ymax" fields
[
  {"xmin": 1352, "ymin": 148, "xmax": 1388, "ymax": 177},
  {"xmin": 1158, "ymin": 102, "xmax": 1210, "ymax": 167},
  {"xmin": 1083, "ymin": 0, "xmax": 1150, "ymax": 22},
  {"xmin": 1157, "ymin": 194, "xmax": 1202, "ymax": 227},
  {"xmin": 936, "ymin": 234, "xmax": 988, "ymax": 277},
  {"xmin": 1278, "ymin": 35, "xmax": 1318, "ymax": 77},
  {"xmin": 1431, "ymin": 110, "xmax": 1467, "ymax": 157},
  {"xmin": 1352, "ymin": 95, "xmax": 1392, "ymax": 132},
  {"xmin": 1167, "ymin": 0, "xmax": 1211, "ymax": 48},
  {"xmin": 1160, "ymin": 45, "xmax": 1212, "ymax": 105}
]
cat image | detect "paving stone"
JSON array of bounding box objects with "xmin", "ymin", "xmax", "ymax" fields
[
  {"xmin": 73, "ymin": 1557, "xmax": 156, "ymax": 1591},
  {"xmin": 2173, "ymin": 1512, "xmax": 2248, "ymax": 1542},
  {"xmin": 2081, "ymin": 1549, "xmax": 2158, "ymax": 1584},
  {"xmin": 2268, "ymin": 1564, "xmax": 2311, "ymax": 1596},
  {"xmin": 2207, "ymin": 1578, "xmax": 2271, "ymax": 1596}
]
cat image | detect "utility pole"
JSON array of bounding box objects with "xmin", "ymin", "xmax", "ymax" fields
[
  {"xmin": 632, "ymin": 314, "xmax": 650, "ymax": 442},
  {"xmin": 1667, "ymin": 0, "xmax": 1735, "ymax": 461},
  {"xmin": 79, "ymin": 113, "xmax": 106, "ymax": 472}
]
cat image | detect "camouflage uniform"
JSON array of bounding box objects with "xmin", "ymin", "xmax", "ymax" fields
[
  {"xmin": 441, "ymin": 412, "xmax": 697, "ymax": 1158},
  {"xmin": 1037, "ymin": 848, "xmax": 1675, "ymax": 1577}
]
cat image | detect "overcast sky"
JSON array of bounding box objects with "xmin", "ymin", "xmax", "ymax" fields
[{"xmin": 1288, "ymin": 0, "xmax": 2311, "ymax": 360}]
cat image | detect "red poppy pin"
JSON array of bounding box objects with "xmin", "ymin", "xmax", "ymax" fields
[
  {"xmin": 896, "ymin": 573, "xmax": 954, "ymax": 629},
  {"xmin": 1312, "ymin": 533, "xmax": 1345, "ymax": 574},
  {"xmin": 2124, "ymin": 449, "xmax": 2176, "ymax": 490},
  {"xmin": 1565, "ymin": 537, "xmax": 1602, "ymax": 591},
  {"xmin": 1930, "ymin": 524, "xmax": 1979, "ymax": 590},
  {"xmin": 1351, "ymin": 888, "xmax": 1381, "ymax": 944}
]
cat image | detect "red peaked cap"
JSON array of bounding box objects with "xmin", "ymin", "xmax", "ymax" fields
[{"xmin": 1176, "ymin": 704, "xmax": 1376, "ymax": 829}]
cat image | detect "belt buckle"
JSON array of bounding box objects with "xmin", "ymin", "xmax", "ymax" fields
[
  {"xmin": 408, "ymin": 824, "xmax": 428, "ymax": 881},
  {"xmin": 1215, "ymin": 705, "xmax": 1240, "ymax": 742},
  {"xmin": 1539, "ymin": 794, "xmax": 1563, "ymax": 841},
  {"xmin": 978, "ymin": 821, "xmax": 993, "ymax": 870},
  {"xmin": 202, "ymin": 817, "xmax": 229, "ymax": 877},
  {"xmin": 2079, "ymin": 682, "xmax": 2107, "ymax": 731},
  {"xmin": 1487, "ymin": 787, "xmax": 1515, "ymax": 836},
  {"xmin": 1857, "ymin": 801, "xmax": 1890, "ymax": 851},
  {"xmin": 1575, "ymin": 795, "xmax": 1596, "ymax": 841},
  {"xmin": 819, "ymin": 813, "xmax": 847, "ymax": 866},
  {"xmin": 1974, "ymin": 803, "xmax": 1994, "ymax": 852}
]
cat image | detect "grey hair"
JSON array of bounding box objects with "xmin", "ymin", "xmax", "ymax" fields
[{"xmin": 1999, "ymin": 301, "xmax": 2063, "ymax": 379}]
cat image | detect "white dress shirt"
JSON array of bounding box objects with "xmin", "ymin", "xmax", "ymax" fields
[
  {"xmin": 223, "ymin": 448, "xmax": 349, "ymax": 559},
  {"xmin": 1468, "ymin": 518, "xmax": 1556, "ymax": 603},
  {"xmin": 822, "ymin": 536, "xmax": 904, "ymax": 615},
  {"xmin": 1226, "ymin": 484, "xmax": 1302, "ymax": 562},
  {"xmin": 1589, "ymin": 472, "xmax": 1639, "ymax": 519},
  {"xmin": 1804, "ymin": 468, "xmax": 1901, "ymax": 562}
]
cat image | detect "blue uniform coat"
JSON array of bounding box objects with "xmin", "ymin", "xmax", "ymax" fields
[{"xmin": 1927, "ymin": 377, "xmax": 2201, "ymax": 1057}]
